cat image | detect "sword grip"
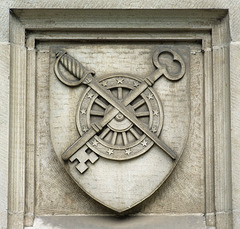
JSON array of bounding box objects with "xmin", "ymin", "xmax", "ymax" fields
[{"xmin": 54, "ymin": 50, "xmax": 95, "ymax": 87}]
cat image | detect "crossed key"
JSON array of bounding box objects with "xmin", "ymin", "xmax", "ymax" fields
[{"xmin": 54, "ymin": 48, "xmax": 185, "ymax": 173}]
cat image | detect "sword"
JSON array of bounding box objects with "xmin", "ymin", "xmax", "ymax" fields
[{"xmin": 54, "ymin": 49, "xmax": 185, "ymax": 162}]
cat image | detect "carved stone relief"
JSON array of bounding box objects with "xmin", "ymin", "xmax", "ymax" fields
[
  {"xmin": 49, "ymin": 45, "xmax": 190, "ymax": 212},
  {"xmin": 6, "ymin": 9, "xmax": 232, "ymax": 229}
]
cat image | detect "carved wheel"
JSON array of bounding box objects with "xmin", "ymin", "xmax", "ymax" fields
[{"xmin": 76, "ymin": 75, "xmax": 163, "ymax": 160}]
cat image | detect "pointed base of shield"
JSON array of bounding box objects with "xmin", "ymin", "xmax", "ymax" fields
[{"xmin": 67, "ymin": 145, "xmax": 174, "ymax": 212}]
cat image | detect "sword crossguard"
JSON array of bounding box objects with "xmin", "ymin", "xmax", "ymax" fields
[{"xmin": 54, "ymin": 50, "xmax": 95, "ymax": 87}]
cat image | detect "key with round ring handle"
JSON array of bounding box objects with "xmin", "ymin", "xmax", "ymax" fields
[{"xmin": 54, "ymin": 48, "xmax": 185, "ymax": 163}]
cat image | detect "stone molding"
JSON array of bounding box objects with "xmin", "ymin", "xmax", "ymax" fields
[{"xmin": 8, "ymin": 9, "xmax": 231, "ymax": 229}]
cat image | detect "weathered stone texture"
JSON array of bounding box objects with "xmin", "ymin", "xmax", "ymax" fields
[
  {"xmin": 0, "ymin": 1, "xmax": 240, "ymax": 229},
  {"xmin": 34, "ymin": 44, "xmax": 204, "ymax": 215},
  {"xmin": 0, "ymin": 44, "xmax": 10, "ymax": 229},
  {"xmin": 0, "ymin": 0, "xmax": 239, "ymax": 42},
  {"xmin": 230, "ymin": 42, "xmax": 240, "ymax": 229},
  {"xmin": 26, "ymin": 215, "xmax": 207, "ymax": 229}
]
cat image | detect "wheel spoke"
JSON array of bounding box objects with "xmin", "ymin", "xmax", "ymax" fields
[
  {"xmin": 95, "ymin": 98, "xmax": 107, "ymax": 109},
  {"xmin": 99, "ymin": 127, "xmax": 111, "ymax": 139},
  {"xmin": 111, "ymin": 131, "xmax": 117, "ymax": 145},
  {"xmin": 129, "ymin": 127, "xmax": 140, "ymax": 139},
  {"xmin": 122, "ymin": 131, "xmax": 128, "ymax": 145},
  {"xmin": 90, "ymin": 110, "xmax": 105, "ymax": 116},
  {"xmin": 135, "ymin": 111, "xmax": 150, "ymax": 117},
  {"xmin": 132, "ymin": 99, "xmax": 145, "ymax": 110},
  {"xmin": 118, "ymin": 87, "xmax": 123, "ymax": 100}
]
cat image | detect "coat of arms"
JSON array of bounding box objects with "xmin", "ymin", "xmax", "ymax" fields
[{"xmin": 49, "ymin": 46, "xmax": 189, "ymax": 212}]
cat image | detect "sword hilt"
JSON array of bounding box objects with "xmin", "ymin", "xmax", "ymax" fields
[{"xmin": 54, "ymin": 50, "xmax": 95, "ymax": 87}]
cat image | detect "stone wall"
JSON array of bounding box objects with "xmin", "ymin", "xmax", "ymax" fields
[{"xmin": 0, "ymin": 1, "xmax": 239, "ymax": 229}]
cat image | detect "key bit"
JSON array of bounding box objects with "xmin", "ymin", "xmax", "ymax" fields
[{"xmin": 69, "ymin": 146, "xmax": 99, "ymax": 174}]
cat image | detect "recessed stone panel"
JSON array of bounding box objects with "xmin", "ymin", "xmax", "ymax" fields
[{"xmin": 6, "ymin": 9, "xmax": 231, "ymax": 229}]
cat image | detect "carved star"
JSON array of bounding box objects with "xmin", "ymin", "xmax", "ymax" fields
[
  {"xmin": 116, "ymin": 78, "xmax": 124, "ymax": 84},
  {"xmin": 125, "ymin": 149, "xmax": 131, "ymax": 155},
  {"xmin": 101, "ymin": 81, "xmax": 108, "ymax": 87},
  {"xmin": 83, "ymin": 126, "xmax": 88, "ymax": 132},
  {"xmin": 153, "ymin": 110, "xmax": 159, "ymax": 116},
  {"xmin": 141, "ymin": 140, "xmax": 148, "ymax": 147},
  {"xmin": 133, "ymin": 81, "xmax": 139, "ymax": 87},
  {"xmin": 151, "ymin": 126, "xmax": 157, "ymax": 133},
  {"xmin": 92, "ymin": 139, "xmax": 98, "ymax": 146},
  {"xmin": 87, "ymin": 93, "xmax": 94, "ymax": 99},
  {"xmin": 107, "ymin": 149, "xmax": 114, "ymax": 155},
  {"xmin": 80, "ymin": 109, "xmax": 86, "ymax": 115},
  {"xmin": 147, "ymin": 93, "xmax": 153, "ymax": 100}
]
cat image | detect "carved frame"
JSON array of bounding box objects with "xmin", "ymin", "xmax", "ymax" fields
[{"xmin": 8, "ymin": 9, "xmax": 231, "ymax": 229}]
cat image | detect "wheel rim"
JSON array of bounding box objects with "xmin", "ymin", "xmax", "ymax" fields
[{"xmin": 76, "ymin": 74, "xmax": 163, "ymax": 160}]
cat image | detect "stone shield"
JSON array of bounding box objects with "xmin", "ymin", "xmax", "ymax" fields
[{"xmin": 49, "ymin": 45, "xmax": 190, "ymax": 212}]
